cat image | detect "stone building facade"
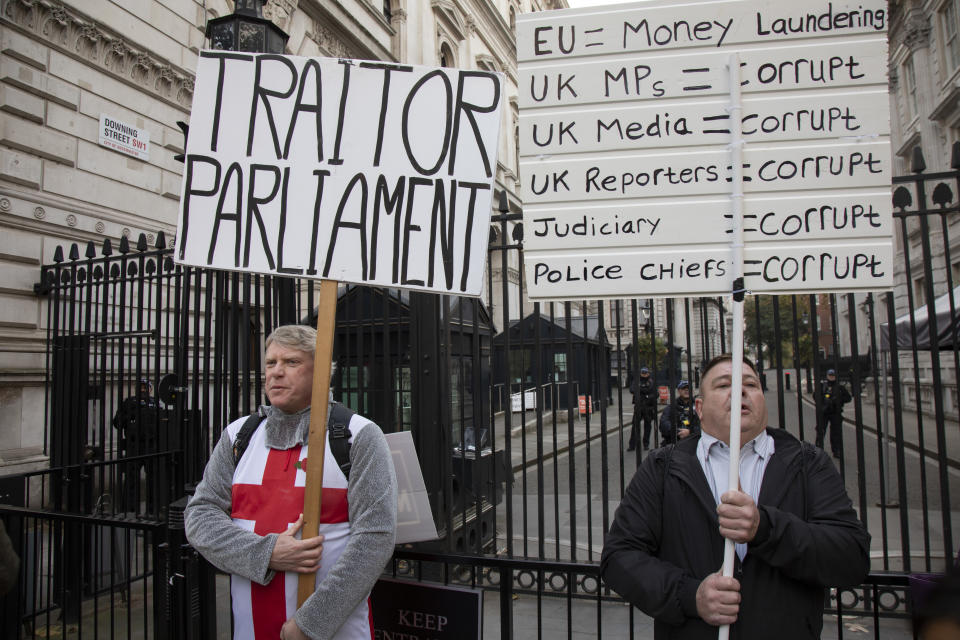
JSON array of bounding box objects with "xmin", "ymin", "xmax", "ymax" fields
[
  {"xmin": 0, "ymin": 0, "xmax": 565, "ymax": 471},
  {"xmin": 831, "ymin": 0, "xmax": 959, "ymax": 416}
]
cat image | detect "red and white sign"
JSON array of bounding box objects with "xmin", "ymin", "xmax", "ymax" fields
[
  {"xmin": 99, "ymin": 114, "xmax": 150, "ymax": 161},
  {"xmin": 658, "ymin": 386, "xmax": 669, "ymax": 404},
  {"xmin": 578, "ymin": 395, "xmax": 593, "ymax": 414}
]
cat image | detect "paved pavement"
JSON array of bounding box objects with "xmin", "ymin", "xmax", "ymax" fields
[
  {"xmin": 768, "ymin": 377, "xmax": 960, "ymax": 573},
  {"xmin": 765, "ymin": 372, "xmax": 960, "ymax": 470},
  {"xmin": 482, "ymin": 590, "xmax": 912, "ymax": 640}
]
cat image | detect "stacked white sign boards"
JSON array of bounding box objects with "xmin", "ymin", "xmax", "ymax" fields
[
  {"xmin": 517, "ymin": 0, "xmax": 892, "ymax": 301},
  {"xmin": 174, "ymin": 53, "xmax": 503, "ymax": 298}
]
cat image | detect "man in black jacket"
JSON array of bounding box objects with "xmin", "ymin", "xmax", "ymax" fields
[
  {"xmin": 112, "ymin": 378, "xmax": 160, "ymax": 512},
  {"xmin": 816, "ymin": 368, "xmax": 852, "ymax": 458},
  {"xmin": 659, "ymin": 380, "xmax": 700, "ymax": 445},
  {"xmin": 601, "ymin": 354, "xmax": 869, "ymax": 639},
  {"xmin": 629, "ymin": 367, "xmax": 659, "ymax": 451}
]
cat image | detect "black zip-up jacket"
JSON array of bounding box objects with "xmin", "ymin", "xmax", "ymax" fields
[
  {"xmin": 659, "ymin": 399, "xmax": 701, "ymax": 444},
  {"xmin": 632, "ymin": 377, "xmax": 659, "ymax": 414},
  {"xmin": 601, "ymin": 428, "xmax": 870, "ymax": 639},
  {"xmin": 818, "ymin": 380, "xmax": 852, "ymax": 415}
]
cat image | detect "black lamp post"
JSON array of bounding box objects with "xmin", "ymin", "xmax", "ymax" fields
[
  {"xmin": 801, "ymin": 311, "xmax": 813, "ymax": 393},
  {"xmin": 206, "ymin": 0, "xmax": 289, "ymax": 54},
  {"xmin": 205, "ymin": 1, "xmax": 296, "ymax": 323},
  {"xmin": 639, "ymin": 300, "xmax": 651, "ymax": 333}
]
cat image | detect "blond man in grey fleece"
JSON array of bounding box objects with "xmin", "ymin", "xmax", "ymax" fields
[{"xmin": 185, "ymin": 324, "xmax": 397, "ymax": 640}]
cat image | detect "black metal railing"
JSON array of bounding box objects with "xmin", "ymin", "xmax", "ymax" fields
[
  {"xmin": 10, "ymin": 155, "xmax": 960, "ymax": 637},
  {"xmin": 0, "ymin": 505, "xmax": 165, "ymax": 639}
]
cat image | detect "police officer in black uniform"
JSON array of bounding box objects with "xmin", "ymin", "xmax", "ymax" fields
[
  {"xmin": 628, "ymin": 367, "xmax": 659, "ymax": 451},
  {"xmin": 659, "ymin": 380, "xmax": 700, "ymax": 444},
  {"xmin": 113, "ymin": 378, "xmax": 159, "ymax": 512},
  {"xmin": 816, "ymin": 368, "xmax": 851, "ymax": 459}
]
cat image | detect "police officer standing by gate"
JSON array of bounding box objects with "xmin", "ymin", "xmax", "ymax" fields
[
  {"xmin": 659, "ymin": 380, "xmax": 700, "ymax": 444},
  {"xmin": 816, "ymin": 368, "xmax": 851, "ymax": 459},
  {"xmin": 112, "ymin": 378, "xmax": 159, "ymax": 512},
  {"xmin": 629, "ymin": 367, "xmax": 658, "ymax": 452}
]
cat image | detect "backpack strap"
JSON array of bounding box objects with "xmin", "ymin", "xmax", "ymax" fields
[
  {"xmin": 233, "ymin": 413, "xmax": 265, "ymax": 465},
  {"xmin": 799, "ymin": 440, "xmax": 816, "ymax": 521},
  {"xmin": 328, "ymin": 401, "xmax": 355, "ymax": 480},
  {"xmin": 231, "ymin": 403, "xmax": 357, "ymax": 480}
]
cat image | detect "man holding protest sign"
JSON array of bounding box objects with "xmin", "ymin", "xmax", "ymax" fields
[
  {"xmin": 176, "ymin": 48, "xmax": 502, "ymax": 640},
  {"xmin": 185, "ymin": 325, "xmax": 397, "ymax": 640},
  {"xmin": 601, "ymin": 354, "xmax": 869, "ymax": 639}
]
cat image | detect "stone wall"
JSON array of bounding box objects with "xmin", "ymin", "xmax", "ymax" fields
[{"xmin": 0, "ymin": 0, "xmax": 204, "ymax": 471}]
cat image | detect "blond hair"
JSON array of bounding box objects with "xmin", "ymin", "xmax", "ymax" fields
[
  {"xmin": 265, "ymin": 324, "xmax": 316, "ymax": 354},
  {"xmin": 265, "ymin": 325, "xmax": 338, "ymax": 376}
]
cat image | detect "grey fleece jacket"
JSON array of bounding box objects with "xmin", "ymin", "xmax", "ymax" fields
[{"xmin": 184, "ymin": 404, "xmax": 398, "ymax": 640}]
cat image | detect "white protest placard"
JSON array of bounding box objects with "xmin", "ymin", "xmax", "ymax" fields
[
  {"xmin": 517, "ymin": 0, "xmax": 892, "ymax": 301},
  {"xmin": 174, "ymin": 53, "xmax": 504, "ymax": 297},
  {"xmin": 386, "ymin": 431, "xmax": 439, "ymax": 544}
]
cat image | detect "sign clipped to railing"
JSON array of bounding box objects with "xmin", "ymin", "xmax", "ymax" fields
[
  {"xmin": 175, "ymin": 53, "xmax": 503, "ymax": 297},
  {"xmin": 517, "ymin": 0, "xmax": 892, "ymax": 300}
]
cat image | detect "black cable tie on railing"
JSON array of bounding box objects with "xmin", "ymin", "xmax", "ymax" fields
[{"xmin": 732, "ymin": 277, "xmax": 746, "ymax": 302}]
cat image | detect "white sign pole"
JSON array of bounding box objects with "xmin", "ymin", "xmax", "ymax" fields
[{"xmin": 719, "ymin": 53, "xmax": 746, "ymax": 640}]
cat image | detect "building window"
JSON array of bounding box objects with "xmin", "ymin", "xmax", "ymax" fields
[
  {"xmin": 383, "ymin": 0, "xmax": 391, "ymax": 20},
  {"xmin": 509, "ymin": 348, "xmax": 533, "ymax": 384},
  {"xmin": 439, "ymin": 43, "xmax": 455, "ymax": 67},
  {"xmin": 914, "ymin": 275, "xmax": 926, "ymax": 307},
  {"xmin": 610, "ymin": 300, "xmax": 623, "ymax": 327},
  {"xmin": 943, "ymin": 1, "xmax": 960, "ymax": 74},
  {"xmin": 393, "ymin": 366, "xmax": 411, "ymax": 431},
  {"xmin": 903, "ymin": 56, "xmax": 919, "ymax": 119},
  {"xmin": 553, "ymin": 353, "xmax": 567, "ymax": 382},
  {"xmin": 342, "ymin": 365, "xmax": 370, "ymax": 415},
  {"xmin": 450, "ymin": 360, "xmax": 478, "ymax": 449},
  {"xmin": 513, "ymin": 119, "xmax": 520, "ymax": 176}
]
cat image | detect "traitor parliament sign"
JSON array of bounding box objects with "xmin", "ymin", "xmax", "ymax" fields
[
  {"xmin": 175, "ymin": 53, "xmax": 503, "ymax": 297},
  {"xmin": 517, "ymin": 0, "xmax": 892, "ymax": 300}
]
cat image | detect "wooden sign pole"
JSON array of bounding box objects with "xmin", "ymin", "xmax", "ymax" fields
[{"xmin": 297, "ymin": 279, "xmax": 339, "ymax": 606}]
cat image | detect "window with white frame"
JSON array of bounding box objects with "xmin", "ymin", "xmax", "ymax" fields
[
  {"xmin": 610, "ymin": 300, "xmax": 623, "ymax": 327},
  {"xmin": 553, "ymin": 353, "xmax": 567, "ymax": 382},
  {"xmin": 904, "ymin": 55, "xmax": 919, "ymax": 120},
  {"xmin": 942, "ymin": 1, "xmax": 960, "ymax": 74}
]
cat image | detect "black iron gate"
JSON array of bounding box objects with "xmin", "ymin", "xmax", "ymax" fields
[{"xmin": 3, "ymin": 157, "xmax": 959, "ymax": 637}]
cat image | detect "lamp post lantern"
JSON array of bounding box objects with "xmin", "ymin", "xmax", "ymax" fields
[
  {"xmin": 204, "ymin": 0, "xmax": 296, "ymax": 323},
  {"xmin": 639, "ymin": 300, "xmax": 651, "ymax": 333},
  {"xmin": 206, "ymin": 0, "xmax": 289, "ymax": 54}
]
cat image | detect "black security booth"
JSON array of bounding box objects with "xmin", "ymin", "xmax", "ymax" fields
[{"xmin": 492, "ymin": 313, "xmax": 612, "ymax": 413}]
